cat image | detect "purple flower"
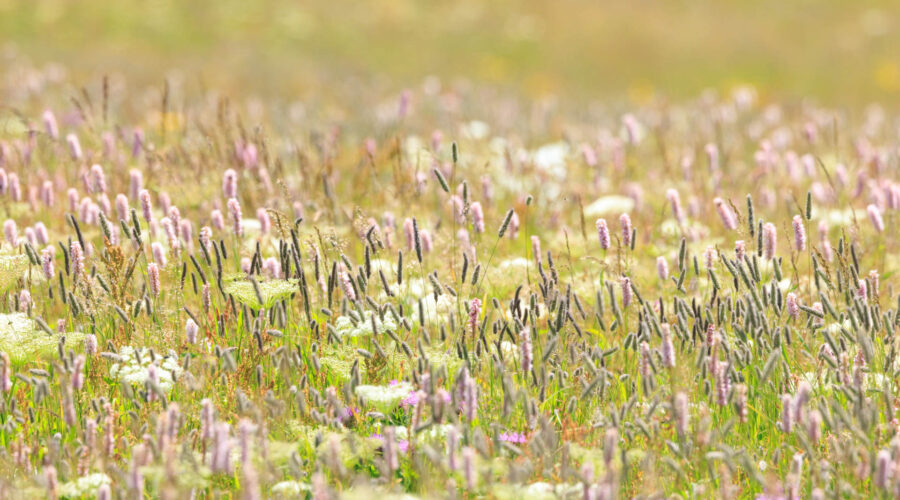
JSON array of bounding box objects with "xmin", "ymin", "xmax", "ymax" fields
[
  {"xmin": 223, "ymin": 169, "xmax": 238, "ymax": 199},
  {"xmin": 499, "ymin": 431, "xmax": 528, "ymax": 444},
  {"xmin": 792, "ymin": 215, "xmax": 806, "ymax": 251},
  {"xmin": 227, "ymin": 198, "xmax": 243, "ymax": 236},
  {"xmin": 713, "ymin": 197, "xmax": 737, "ymax": 230},
  {"xmin": 401, "ymin": 390, "xmax": 421, "ymax": 408},
  {"xmin": 596, "ymin": 218, "xmax": 610, "ymax": 250}
]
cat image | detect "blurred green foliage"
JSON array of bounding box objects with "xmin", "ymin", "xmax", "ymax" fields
[{"xmin": 1, "ymin": 0, "xmax": 899, "ymax": 104}]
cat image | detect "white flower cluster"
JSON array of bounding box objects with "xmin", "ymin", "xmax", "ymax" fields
[
  {"xmin": 500, "ymin": 341, "xmax": 517, "ymax": 365},
  {"xmin": 493, "ymin": 481, "xmax": 584, "ymax": 500},
  {"xmin": 354, "ymin": 381, "xmax": 414, "ymax": 413},
  {"xmin": 584, "ymin": 195, "xmax": 635, "ymax": 218},
  {"xmin": 271, "ymin": 480, "xmax": 312, "ymax": 496},
  {"xmin": 109, "ymin": 346, "xmax": 183, "ymax": 393},
  {"xmin": 333, "ymin": 310, "xmax": 398, "ymax": 339},
  {"xmin": 58, "ymin": 473, "xmax": 112, "ymax": 498}
]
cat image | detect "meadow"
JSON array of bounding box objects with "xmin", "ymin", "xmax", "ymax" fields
[{"xmin": 2, "ymin": 1, "xmax": 900, "ymax": 499}]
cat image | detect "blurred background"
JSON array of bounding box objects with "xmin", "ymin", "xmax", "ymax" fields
[{"xmin": 1, "ymin": 0, "xmax": 899, "ymax": 106}]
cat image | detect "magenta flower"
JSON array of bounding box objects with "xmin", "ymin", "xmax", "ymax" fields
[{"xmin": 499, "ymin": 431, "xmax": 528, "ymax": 444}]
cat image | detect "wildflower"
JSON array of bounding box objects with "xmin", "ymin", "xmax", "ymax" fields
[
  {"xmin": 132, "ymin": 129, "xmax": 144, "ymax": 158},
  {"xmin": 657, "ymin": 256, "xmax": 669, "ymax": 280},
  {"xmin": 447, "ymin": 425, "xmax": 460, "ymax": 471},
  {"xmin": 114, "ymin": 194, "xmax": 129, "ymax": 221},
  {"xmin": 402, "ymin": 218, "xmax": 415, "ymax": 251},
  {"xmin": 72, "ymin": 355, "xmax": 85, "ymax": 390},
  {"xmin": 45, "ymin": 465, "xmax": 59, "ymax": 500},
  {"xmin": 199, "ymin": 226, "xmax": 213, "ymax": 253},
  {"xmin": 786, "ymin": 292, "xmax": 799, "ymax": 319},
  {"xmin": 227, "ymin": 198, "xmax": 243, "ymax": 236},
  {"xmin": 62, "ymin": 384, "xmax": 76, "ymax": 426},
  {"xmin": 23, "ymin": 228, "xmax": 35, "ymax": 246},
  {"xmin": 67, "ymin": 134, "xmax": 82, "ymax": 160},
  {"xmin": 420, "ymin": 228, "xmax": 433, "ymax": 253},
  {"xmin": 463, "ymin": 373, "xmax": 478, "ymax": 421},
  {"xmin": 713, "ymin": 197, "xmax": 737, "ymax": 230},
  {"xmin": 339, "ymin": 263, "xmax": 356, "ymax": 301},
  {"xmin": 383, "ymin": 426, "xmax": 399, "ymax": 472},
  {"xmin": 603, "ymin": 428, "xmax": 618, "ymax": 466},
  {"xmin": 704, "ymin": 245, "xmax": 717, "ymax": 269},
  {"xmin": 42, "ymin": 110, "xmax": 59, "ymax": 139},
  {"xmin": 148, "ymin": 262, "xmax": 161, "ymax": 297},
  {"xmin": 507, "ymin": 210, "xmax": 520, "ymax": 239},
  {"xmin": 7, "ymin": 174, "xmax": 19, "ymax": 202},
  {"xmin": 356, "ymin": 381, "xmax": 415, "ymax": 413},
  {"xmin": 462, "ymin": 447, "xmax": 476, "ymax": 489},
  {"xmin": 449, "ymin": 195, "xmax": 465, "ymax": 224},
  {"xmin": 186, "ymin": 318, "xmax": 199, "ymax": 344},
  {"xmin": 876, "ymin": 450, "xmax": 892, "ymax": 490},
  {"xmin": 3, "ymin": 220, "xmax": 16, "ymax": 246},
  {"xmin": 201, "ymin": 399, "xmax": 215, "ymax": 440},
  {"xmin": 401, "ymin": 389, "xmax": 423, "ymax": 409},
  {"xmin": 667, "ymin": 188, "xmax": 685, "ymax": 224},
  {"xmin": 34, "ymin": 222, "xmax": 48, "ymax": 245},
  {"xmin": 17, "ymin": 290, "xmax": 31, "ymax": 311},
  {"xmin": 792, "ymin": 215, "xmax": 806, "ymax": 251},
  {"xmin": 90, "ymin": 164, "xmax": 107, "ymax": 193},
  {"xmin": 0, "ymin": 352, "xmax": 11, "ymax": 393},
  {"xmin": 781, "ymin": 394, "xmax": 793, "ymax": 433},
  {"xmin": 819, "ymin": 221, "xmax": 833, "ymax": 262},
  {"xmin": 763, "ymin": 222, "xmax": 777, "ymax": 260},
  {"xmin": 84, "ymin": 334, "xmax": 97, "ymax": 356},
  {"xmin": 40, "ymin": 180, "xmax": 54, "ymax": 207},
  {"xmin": 499, "ymin": 431, "xmax": 528, "ymax": 444},
  {"xmin": 211, "ymin": 209, "xmax": 225, "ymax": 231},
  {"xmin": 807, "ymin": 410, "xmax": 821, "ymax": 443},
  {"xmin": 211, "ymin": 422, "xmax": 233, "ymax": 473},
  {"xmin": 619, "ymin": 213, "xmax": 633, "ymax": 247},
  {"xmin": 129, "ymin": 169, "xmax": 143, "ymax": 199},
  {"xmin": 868, "ymin": 204, "xmax": 885, "ymax": 232},
  {"xmin": 179, "ymin": 219, "xmax": 193, "ymax": 247},
  {"xmin": 530, "ymin": 235, "xmax": 541, "ymax": 266},
  {"xmin": 734, "ymin": 384, "xmax": 747, "ymax": 422},
  {"xmin": 70, "ymin": 241, "xmax": 85, "ymax": 279},
  {"xmin": 471, "ymin": 202, "xmax": 485, "ymax": 233},
  {"xmin": 715, "ymin": 361, "xmax": 730, "ymax": 406},
  {"xmin": 146, "ymin": 364, "xmax": 160, "ymax": 401},
  {"xmin": 223, "ymin": 169, "xmax": 238, "ymax": 198},
  {"xmin": 621, "ymin": 277, "xmax": 632, "ymax": 308},
  {"xmin": 674, "ymin": 392, "xmax": 689, "ymax": 438},
  {"xmin": 166, "ymin": 206, "xmax": 181, "ymax": 235},
  {"xmin": 661, "ymin": 323, "xmax": 675, "ymax": 368},
  {"xmin": 202, "ymin": 283, "xmax": 211, "ymax": 312},
  {"xmin": 159, "ymin": 191, "xmax": 172, "ymax": 214},
  {"xmin": 263, "ymin": 257, "xmax": 281, "ymax": 278},
  {"xmin": 151, "ymin": 242, "xmax": 167, "ymax": 266},
  {"xmin": 622, "ymin": 114, "xmax": 643, "ymax": 144},
  {"xmin": 257, "ymin": 207, "xmax": 271, "ymax": 235},
  {"xmin": 596, "ymin": 218, "xmax": 610, "ymax": 250},
  {"xmin": 41, "ymin": 247, "xmax": 54, "ymax": 280},
  {"xmin": 639, "ymin": 341, "xmax": 651, "ymax": 378},
  {"xmin": 467, "ymin": 299, "xmax": 482, "ymax": 340},
  {"xmin": 139, "ymin": 189, "xmax": 153, "ymax": 223},
  {"xmin": 520, "ymin": 327, "xmax": 533, "ymax": 374}
]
